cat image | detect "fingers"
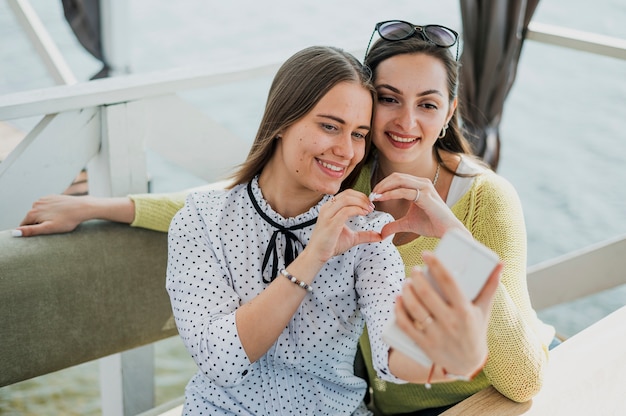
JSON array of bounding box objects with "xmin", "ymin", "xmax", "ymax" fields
[
  {"xmin": 398, "ymin": 279, "xmax": 436, "ymax": 334},
  {"xmin": 370, "ymin": 172, "xmax": 434, "ymax": 203},
  {"xmin": 406, "ymin": 262, "xmax": 450, "ymax": 320},
  {"xmin": 380, "ymin": 219, "xmax": 408, "ymax": 240},
  {"xmin": 321, "ymin": 191, "xmax": 375, "ymax": 229},
  {"xmin": 308, "ymin": 190, "xmax": 380, "ymax": 260},
  {"xmin": 394, "ymin": 295, "xmax": 429, "ymax": 343},
  {"xmin": 19, "ymin": 210, "xmax": 39, "ymax": 227},
  {"xmin": 14, "ymin": 222, "xmax": 65, "ymax": 237},
  {"xmin": 352, "ymin": 230, "xmax": 383, "ymax": 245}
]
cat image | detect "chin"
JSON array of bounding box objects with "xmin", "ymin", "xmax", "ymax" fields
[{"xmin": 315, "ymin": 180, "xmax": 342, "ymax": 196}]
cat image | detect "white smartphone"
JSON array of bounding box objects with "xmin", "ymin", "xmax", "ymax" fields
[{"xmin": 382, "ymin": 228, "xmax": 500, "ymax": 367}]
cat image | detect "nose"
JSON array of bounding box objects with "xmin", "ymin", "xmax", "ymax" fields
[
  {"xmin": 395, "ymin": 105, "xmax": 418, "ymax": 130},
  {"xmin": 333, "ymin": 132, "xmax": 355, "ymax": 160}
]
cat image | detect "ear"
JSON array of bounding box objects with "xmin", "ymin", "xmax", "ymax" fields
[{"xmin": 447, "ymin": 97, "xmax": 458, "ymax": 124}]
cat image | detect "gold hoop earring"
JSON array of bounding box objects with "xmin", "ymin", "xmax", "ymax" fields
[{"xmin": 438, "ymin": 124, "xmax": 448, "ymax": 139}]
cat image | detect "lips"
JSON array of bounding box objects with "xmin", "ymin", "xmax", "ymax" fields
[
  {"xmin": 317, "ymin": 159, "xmax": 346, "ymax": 177},
  {"xmin": 388, "ymin": 132, "xmax": 418, "ymax": 143},
  {"xmin": 386, "ymin": 132, "xmax": 420, "ymax": 149}
]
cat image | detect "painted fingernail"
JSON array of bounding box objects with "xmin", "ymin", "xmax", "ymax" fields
[
  {"xmin": 11, "ymin": 229, "xmax": 23, "ymax": 237},
  {"xmin": 369, "ymin": 192, "xmax": 381, "ymax": 202}
]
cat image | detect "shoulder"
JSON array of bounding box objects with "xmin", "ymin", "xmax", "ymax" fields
[
  {"xmin": 176, "ymin": 185, "xmax": 244, "ymax": 221},
  {"xmin": 170, "ymin": 185, "xmax": 245, "ymax": 235},
  {"xmin": 473, "ymin": 170, "xmax": 521, "ymax": 203},
  {"xmin": 466, "ymin": 171, "xmax": 526, "ymax": 231}
]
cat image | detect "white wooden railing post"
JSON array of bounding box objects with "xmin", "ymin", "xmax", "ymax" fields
[
  {"xmin": 87, "ymin": 101, "xmax": 149, "ymax": 197},
  {"xmin": 100, "ymin": 345, "xmax": 155, "ymax": 416},
  {"xmin": 90, "ymin": 100, "xmax": 153, "ymax": 416}
]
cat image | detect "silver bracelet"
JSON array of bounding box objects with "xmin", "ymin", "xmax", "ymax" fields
[{"xmin": 280, "ymin": 269, "xmax": 313, "ymax": 293}]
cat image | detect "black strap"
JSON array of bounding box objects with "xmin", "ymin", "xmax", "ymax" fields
[{"xmin": 247, "ymin": 181, "xmax": 317, "ymax": 283}]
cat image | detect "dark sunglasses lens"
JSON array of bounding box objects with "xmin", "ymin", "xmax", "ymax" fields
[
  {"xmin": 379, "ymin": 21, "xmax": 414, "ymax": 41},
  {"xmin": 424, "ymin": 26, "xmax": 457, "ymax": 47}
]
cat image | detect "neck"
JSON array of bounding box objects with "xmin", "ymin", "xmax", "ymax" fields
[
  {"xmin": 375, "ymin": 155, "xmax": 440, "ymax": 185},
  {"xmin": 258, "ymin": 169, "xmax": 323, "ymax": 218}
]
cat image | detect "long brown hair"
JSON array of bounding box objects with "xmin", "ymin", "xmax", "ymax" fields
[{"xmin": 229, "ymin": 46, "xmax": 375, "ymax": 190}]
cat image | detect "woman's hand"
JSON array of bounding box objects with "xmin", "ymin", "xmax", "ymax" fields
[
  {"xmin": 394, "ymin": 251, "xmax": 501, "ymax": 379},
  {"xmin": 16, "ymin": 195, "xmax": 92, "ymax": 236},
  {"xmin": 304, "ymin": 189, "xmax": 382, "ymax": 265},
  {"xmin": 371, "ymin": 172, "xmax": 468, "ymax": 240},
  {"xmin": 15, "ymin": 195, "xmax": 136, "ymax": 237}
]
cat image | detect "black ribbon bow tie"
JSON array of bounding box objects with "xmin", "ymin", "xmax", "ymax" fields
[{"xmin": 247, "ymin": 181, "xmax": 317, "ymax": 283}]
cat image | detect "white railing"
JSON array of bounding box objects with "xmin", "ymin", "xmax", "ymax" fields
[
  {"xmin": 0, "ymin": 62, "xmax": 279, "ymax": 230},
  {"xmin": 527, "ymin": 22, "xmax": 626, "ymax": 61}
]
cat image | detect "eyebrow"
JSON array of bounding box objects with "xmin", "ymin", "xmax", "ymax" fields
[
  {"xmin": 318, "ymin": 114, "xmax": 370, "ymax": 131},
  {"xmin": 376, "ymin": 83, "xmax": 444, "ymax": 98}
]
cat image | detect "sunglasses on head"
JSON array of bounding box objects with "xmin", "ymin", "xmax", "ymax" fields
[{"xmin": 364, "ymin": 20, "xmax": 460, "ymax": 61}]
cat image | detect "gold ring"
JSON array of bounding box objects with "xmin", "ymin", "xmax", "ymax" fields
[{"xmin": 415, "ymin": 315, "xmax": 433, "ymax": 331}]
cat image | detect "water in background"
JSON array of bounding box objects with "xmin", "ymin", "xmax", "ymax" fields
[{"xmin": 1, "ymin": 0, "xmax": 625, "ymax": 414}]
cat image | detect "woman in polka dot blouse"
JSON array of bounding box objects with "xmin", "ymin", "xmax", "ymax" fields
[{"xmin": 163, "ymin": 46, "xmax": 498, "ymax": 415}]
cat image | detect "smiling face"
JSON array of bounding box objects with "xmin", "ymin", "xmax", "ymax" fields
[
  {"xmin": 372, "ymin": 53, "xmax": 456, "ymax": 169},
  {"xmin": 268, "ymin": 81, "xmax": 373, "ymax": 198}
]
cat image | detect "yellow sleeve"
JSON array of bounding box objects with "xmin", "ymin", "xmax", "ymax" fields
[
  {"xmin": 128, "ymin": 191, "xmax": 189, "ymax": 232},
  {"xmin": 467, "ymin": 172, "xmax": 554, "ymax": 402},
  {"xmin": 128, "ymin": 181, "xmax": 232, "ymax": 232}
]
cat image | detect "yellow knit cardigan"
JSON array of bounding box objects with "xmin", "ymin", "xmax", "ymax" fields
[{"xmin": 355, "ymin": 162, "xmax": 554, "ymax": 414}]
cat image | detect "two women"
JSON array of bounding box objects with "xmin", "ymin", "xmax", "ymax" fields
[
  {"xmin": 165, "ymin": 45, "xmax": 495, "ymax": 414},
  {"xmin": 16, "ymin": 20, "xmax": 553, "ymax": 415}
]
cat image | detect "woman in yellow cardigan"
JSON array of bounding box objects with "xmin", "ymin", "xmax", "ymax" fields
[
  {"xmin": 352, "ymin": 22, "xmax": 555, "ymax": 415},
  {"xmin": 16, "ymin": 21, "xmax": 554, "ymax": 416}
]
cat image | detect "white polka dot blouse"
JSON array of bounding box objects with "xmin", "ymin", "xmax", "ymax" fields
[{"xmin": 166, "ymin": 176, "xmax": 405, "ymax": 415}]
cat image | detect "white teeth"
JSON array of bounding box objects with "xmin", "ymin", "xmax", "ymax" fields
[
  {"xmin": 389, "ymin": 133, "xmax": 417, "ymax": 143},
  {"xmin": 319, "ymin": 161, "xmax": 343, "ymax": 172}
]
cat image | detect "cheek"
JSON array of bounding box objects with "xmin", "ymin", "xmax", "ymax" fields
[
  {"xmin": 353, "ymin": 141, "xmax": 367, "ymax": 164},
  {"xmin": 373, "ymin": 107, "xmax": 391, "ymax": 128}
]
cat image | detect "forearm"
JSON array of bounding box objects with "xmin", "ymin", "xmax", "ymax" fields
[
  {"xmin": 236, "ymin": 247, "xmax": 325, "ymax": 362},
  {"xmin": 388, "ymin": 349, "xmax": 433, "ymax": 383},
  {"xmin": 484, "ymin": 287, "xmax": 548, "ymax": 402},
  {"xmin": 390, "ymin": 349, "xmax": 480, "ymax": 385},
  {"xmin": 82, "ymin": 196, "xmax": 136, "ymax": 224}
]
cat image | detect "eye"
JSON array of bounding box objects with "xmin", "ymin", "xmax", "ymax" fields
[
  {"xmin": 321, "ymin": 123, "xmax": 338, "ymax": 132},
  {"xmin": 352, "ymin": 131, "xmax": 367, "ymax": 140},
  {"xmin": 377, "ymin": 95, "xmax": 398, "ymax": 105},
  {"xmin": 420, "ymin": 102, "xmax": 439, "ymax": 110}
]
